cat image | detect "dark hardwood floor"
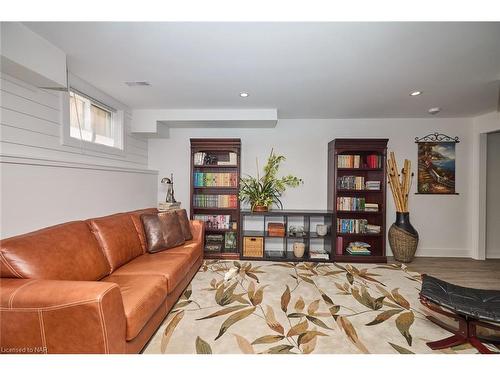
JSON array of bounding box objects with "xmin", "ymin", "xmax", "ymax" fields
[{"xmin": 388, "ymin": 256, "xmax": 500, "ymax": 289}]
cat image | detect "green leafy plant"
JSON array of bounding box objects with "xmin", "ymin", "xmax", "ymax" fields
[{"xmin": 239, "ymin": 150, "xmax": 303, "ymax": 211}]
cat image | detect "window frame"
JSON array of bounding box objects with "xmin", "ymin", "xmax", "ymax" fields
[{"xmin": 61, "ymin": 86, "xmax": 125, "ymax": 156}]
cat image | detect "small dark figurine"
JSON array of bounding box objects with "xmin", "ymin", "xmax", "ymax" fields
[
  {"xmin": 203, "ymin": 154, "xmax": 218, "ymax": 165},
  {"xmin": 160, "ymin": 173, "xmax": 177, "ymax": 203}
]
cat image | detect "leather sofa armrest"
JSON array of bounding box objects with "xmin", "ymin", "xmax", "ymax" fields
[
  {"xmin": 189, "ymin": 220, "xmax": 205, "ymax": 244},
  {"xmin": 0, "ymin": 278, "xmax": 126, "ymax": 353}
]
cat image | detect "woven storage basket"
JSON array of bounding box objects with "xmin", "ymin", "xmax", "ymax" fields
[
  {"xmin": 388, "ymin": 224, "xmax": 419, "ymax": 263},
  {"xmin": 243, "ymin": 236, "xmax": 264, "ymax": 258}
]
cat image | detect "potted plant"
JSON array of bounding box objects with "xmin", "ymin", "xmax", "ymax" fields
[{"xmin": 239, "ymin": 150, "xmax": 302, "ymax": 212}]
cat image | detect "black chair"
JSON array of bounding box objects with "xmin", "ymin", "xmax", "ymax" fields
[{"xmin": 419, "ymin": 274, "xmax": 500, "ymax": 354}]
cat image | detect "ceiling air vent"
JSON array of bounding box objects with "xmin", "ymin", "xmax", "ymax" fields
[{"xmin": 125, "ymin": 81, "xmax": 151, "ymax": 87}]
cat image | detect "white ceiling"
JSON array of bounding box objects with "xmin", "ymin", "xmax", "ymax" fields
[{"xmin": 25, "ymin": 22, "xmax": 500, "ymax": 118}]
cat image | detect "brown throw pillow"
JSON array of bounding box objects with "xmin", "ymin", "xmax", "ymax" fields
[
  {"xmin": 175, "ymin": 209, "xmax": 193, "ymax": 241},
  {"xmin": 141, "ymin": 212, "xmax": 185, "ymax": 253}
]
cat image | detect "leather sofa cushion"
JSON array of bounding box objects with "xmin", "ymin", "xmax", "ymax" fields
[
  {"xmin": 166, "ymin": 240, "xmax": 203, "ymax": 270},
  {"xmin": 175, "ymin": 209, "xmax": 193, "ymax": 241},
  {"xmin": 128, "ymin": 208, "xmax": 158, "ymax": 253},
  {"xmin": 102, "ymin": 274, "xmax": 167, "ymax": 341},
  {"xmin": 87, "ymin": 213, "xmax": 143, "ymax": 272},
  {"xmin": 0, "ymin": 221, "xmax": 110, "ymax": 280},
  {"xmin": 141, "ymin": 212, "xmax": 185, "ymax": 253},
  {"xmin": 112, "ymin": 252, "xmax": 190, "ymax": 294}
]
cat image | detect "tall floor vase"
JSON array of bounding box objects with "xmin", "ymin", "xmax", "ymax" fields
[{"xmin": 388, "ymin": 212, "xmax": 419, "ymax": 263}]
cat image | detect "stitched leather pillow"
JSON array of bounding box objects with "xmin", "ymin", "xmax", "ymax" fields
[
  {"xmin": 141, "ymin": 212, "xmax": 185, "ymax": 253},
  {"xmin": 175, "ymin": 209, "xmax": 193, "ymax": 241}
]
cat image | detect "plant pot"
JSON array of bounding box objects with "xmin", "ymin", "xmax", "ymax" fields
[
  {"xmin": 252, "ymin": 205, "xmax": 269, "ymax": 212},
  {"xmin": 293, "ymin": 242, "xmax": 305, "ymax": 258},
  {"xmin": 388, "ymin": 212, "xmax": 419, "ymax": 263}
]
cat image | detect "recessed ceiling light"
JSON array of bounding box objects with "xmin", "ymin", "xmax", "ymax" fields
[
  {"xmin": 410, "ymin": 90, "xmax": 422, "ymax": 96},
  {"xmin": 239, "ymin": 92, "xmax": 249, "ymax": 98},
  {"xmin": 428, "ymin": 107, "xmax": 441, "ymax": 115},
  {"xmin": 125, "ymin": 81, "xmax": 151, "ymax": 87}
]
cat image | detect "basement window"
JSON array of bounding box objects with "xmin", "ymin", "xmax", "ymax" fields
[
  {"xmin": 69, "ymin": 90, "xmax": 123, "ymax": 149},
  {"xmin": 62, "ymin": 89, "xmax": 124, "ymax": 153}
]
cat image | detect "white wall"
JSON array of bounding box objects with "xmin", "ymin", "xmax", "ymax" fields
[
  {"xmin": 486, "ymin": 131, "xmax": 500, "ymax": 258},
  {"xmin": 149, "ymin": 118, "xmax": 473, "ymax": 258},
  {"xmin": 471, "ymin": 111, "xmax": 500, "ymax": 259},
  {"xmin": 0, "ymin": 73, "xmax": 158, "ymax": 238}
]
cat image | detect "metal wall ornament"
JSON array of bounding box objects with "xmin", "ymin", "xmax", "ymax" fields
[{"xmin": 415, "ymin": 133, "xmax": 460, "ymax": 195}]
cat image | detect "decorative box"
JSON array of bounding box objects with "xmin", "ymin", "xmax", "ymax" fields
[{"xmin": 267, "ymin": 222, "xmax": 285, "ymax": 237}]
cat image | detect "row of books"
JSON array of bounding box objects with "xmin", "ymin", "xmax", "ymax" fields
[
  {"xmin": 337, "ymin": 176, "xmax": 365, "ymax": 190},
  {"xmin": 337, "ymin": 176, "xmax": 381, "ymax": 190},
  {"xmin": 337, "ymin": 197, "xmax": 365, "ymax": 211},
  {"xmin": 194, "ymin": 152, "xmax": 237, "ymax": 166},
  {"xmin": 336, "ymin": 197, "xmax": 380, "ymax": 211},
  {"xmin": 337, "ymin": 154, "xmax": 382, "ymax": 169},
  {"xmin": 193, "ymin": 194, "xmax": 238, "ymax": 208},
  {"xmin": 193, "ymin": 214, "xmax": 233, "ymax": 230},
  {"xmin": 337, "ymin": 219, "xmax": 382, "ymax": 234},
  {"xmin": 193, "ymin": 172, "xmax": 238, "ymax": 187}
]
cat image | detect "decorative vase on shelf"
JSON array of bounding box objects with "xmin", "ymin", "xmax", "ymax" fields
[
  {"xmin": 293, "ymin": 242, "xmax": 305, "ymax": 258},
  {"xmin": 388, "ymin": 212, "xmax": 419, "ymax": 263}
]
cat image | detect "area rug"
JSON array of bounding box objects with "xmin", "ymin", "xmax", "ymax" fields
[{"xmin": 143, "ymin": 260, "xmax": 489, "ymax": 354}]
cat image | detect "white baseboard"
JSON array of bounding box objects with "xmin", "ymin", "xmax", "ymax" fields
[
  {"xmin": 486, "ymin": 250, "xmax": 500, "ymax": 259},
  {"xmin": 387, "ymin": 248, "xmax": 472, "ymax": 258}
]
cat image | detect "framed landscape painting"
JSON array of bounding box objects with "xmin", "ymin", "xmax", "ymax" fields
[{"xmin": 416, "ymin": 135, "xmax": 458, "ymax": 194}]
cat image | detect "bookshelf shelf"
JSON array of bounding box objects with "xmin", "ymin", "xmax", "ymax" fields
[
  {"xmin": 193, "ymin": 165, "xmax": 238, "ymax": 169},
  {"xmin": 190, "ymin": 138, "xmax": 241, "ymax": 258},
  {"xmin": 328, "ymin": 138, "xmax": 388, "ymax": 263},
  {"xmin": 240, "ymin": 209, "xmax": 333, "ymax": 262}
]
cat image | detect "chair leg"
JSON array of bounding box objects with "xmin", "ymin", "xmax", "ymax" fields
[
  {"xmin": 426, "ymin": 334, "xmax": 468, "ymax": 350},
  {"xmin": 425, "ymin": 315, "xmax": 468, "ymax": 350},
  {"xmin": 469, "ymin": 337, "xmax": 495, "ymax": 354},
  {"xmin": 469, "ymin": 321, "xmax": 497, "ymax": 354}
]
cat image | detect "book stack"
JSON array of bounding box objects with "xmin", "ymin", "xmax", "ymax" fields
[
  {"xmin": 365, "ymin": 224, "xmax": 381, "ymax": 234},
  {"xmin": 205, "ymin": 234, "xmax": 224, "ymax": 252},
  {"xmin": 217, "ymin": 153, "xmax": 237, "ymax": 166},
  {"xmin": 365, "ymin": 181, "xmax": 381, "ymax": 190},
  {"xmin": 309, "ymin": 248, "xmax": 329, "ymax": 260},
  {"xmin": 193, "ymin": 172, "xmax": 238, "ymax": 187},
  {"xmin": 193, "ymin": 194, "xmax": 238, "ymax": 208},
  {"xmin": 336, "ymin": 197, "xmax": 366, "ymax": 211},
  {"xmin": 194, "ymin": 214, "xmax": 232, "ymax": 230},
  {"xmin": 337, "ymin": 176, "xmax": 365, "ymax": 190},
  {"xmin": 346, "ymin": 241, "xmax": 372, "ymax": 256},
  {"xmin": 158, "ymin": 202, "xmax": 181, "ymax": 211},
  {"xmin": 364, "ymin": 203, "xmax": 379, "ymax": 212},
  {"xmin": 337, "ymin": 218, "xmax": 368, "ymax": 234}
]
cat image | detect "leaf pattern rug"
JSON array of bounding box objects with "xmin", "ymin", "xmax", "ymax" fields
[{"xmin": 143, "ymin": 261, "xmax": 498, "ymax": 354}]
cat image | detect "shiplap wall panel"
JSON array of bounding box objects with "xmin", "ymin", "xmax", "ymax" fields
[{"xmin": 0, "ymin": 72, "xmax": 148, "ymax": 169}]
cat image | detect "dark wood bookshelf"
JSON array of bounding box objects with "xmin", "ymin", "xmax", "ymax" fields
[
  {"xmin": 327, "ymin": 138, "xmax": 388, "ymax": 263},
  {"xmin": 240, "ymin": 209, "xmax": 333, "ymax": 262},
  {"xmin": 190, "ymin": 138, "xmax": 241, "ymax": 260}
]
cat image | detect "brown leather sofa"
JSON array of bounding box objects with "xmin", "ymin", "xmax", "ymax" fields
[{"xmin": 0, "ymin": 208, "xmax": 204, "ymax": 354}]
